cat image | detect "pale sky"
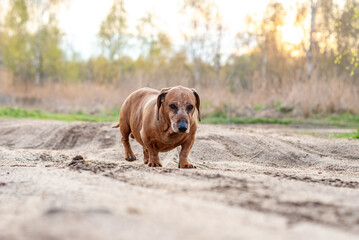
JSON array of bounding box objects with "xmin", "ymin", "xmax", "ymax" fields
[
  {"xmin": 1, "ymin": 0, "xmax": 307, "ymax": 59},
  {"xmin": 58, "ymin": 0, "xmax": 274, "ymax": 59}
]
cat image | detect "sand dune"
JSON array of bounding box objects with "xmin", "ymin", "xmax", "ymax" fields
[{"xmin": 1, "ymin": 119, "xmax": 359, "ymax": 239}]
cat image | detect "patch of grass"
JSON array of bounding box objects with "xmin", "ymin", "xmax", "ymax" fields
[
  {"xmin": 1, "ymin": 106, "xmax": 359, "ymax": 133},
  {"xmin": 0, "ymin": 106, "xmax": 118, "ymax": 122},
  {"xmin": 274, "ymin": 101, "xmax": 293, "ymax": 114},
  {"xmin": 254, "ymin": 104, "xmax": 263, "ymax": 111},
  {"xmin": 329, "ymin": 129, "xmax": 359, "ymax": 139},
  {"xmin": 202, "ymin": 111, "xmax": 359, "ymax": 128},
  {"xmin": 328, "ymin": 113, "xmax": 359, "ymax": 126},
  {"xmin": 306, "ymin": 113, "xmax": 359, "ymax": 128},
  {"xmin": 202, "ymin": 114, "xmax": 292, "ymax": 125}
]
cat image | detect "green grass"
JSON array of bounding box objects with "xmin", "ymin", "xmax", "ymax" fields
[
  {"xmin": 253, "ymin": 104, "xmax": 263, "ymax": 111},
  {"xmin": 202, "ymin": 115, "xmax": 292, "ymax": 125},
  {"xmin": 1, "ymin": 106, "xmax": 359, "ymax": 138},
  {"xmin": 0, "ymin": 106, "xmax": 119, "ymax": 122},
  {"xmin": 327, "ymin": 113, "xmax": 359, "ymax": 127},
  {"xmin": 202, "ymin": 111, "xmax": 359, "ymax": 128},
  {"xmin": 299, "ymin": 113, "xmax": 359, "ymax": 128},
  {"xmin": 329, "ymin": 129, "xmax": 359, "ymax": 139}
]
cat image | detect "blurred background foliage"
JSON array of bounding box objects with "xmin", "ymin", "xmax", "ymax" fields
[{"xmin": 0, "ymin": 0, "xmax": 359, "ymax": 119}]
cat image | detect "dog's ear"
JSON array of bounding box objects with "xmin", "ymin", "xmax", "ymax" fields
[
  {"xmin": 157, "ymin": 88, "xmax": 171, "ymax": 120},
  {"xmin": 191, "ymin": 88, "xmax": 201, "ymax": 121}
]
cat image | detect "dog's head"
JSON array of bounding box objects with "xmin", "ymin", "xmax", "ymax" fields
[{"xmin": 157, "ymin": 86, "xmax": 201, "ymax": 133}]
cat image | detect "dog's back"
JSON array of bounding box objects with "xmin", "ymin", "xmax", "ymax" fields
[
  {"xmin": 115, "ymin": 88, "xmax": 158, "ymax": 140},
  {"xmin": 113, "ymin": 88, "xmax": 158, "ymax": 128}
]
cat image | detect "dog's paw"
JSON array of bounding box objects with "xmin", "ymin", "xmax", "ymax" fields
[
  {"xmin": 178, "ymin": 162, "xmax": 196, "ymax": 169},
  {"xmin": 125, "ymin": 156, "xmax": 136, "ymax": 161},
  {"xmin": 148, "ymin": 162, "xmax": 162, "ymax": 167}
]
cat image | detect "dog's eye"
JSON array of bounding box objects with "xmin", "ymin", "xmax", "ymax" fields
[
  {"xmin": 169, "ymin": 104, "xmax": 177, "ymax": 111},
  {"xmin": 187, "ymin": 105, "xmax": 194, "ymax": 111}
]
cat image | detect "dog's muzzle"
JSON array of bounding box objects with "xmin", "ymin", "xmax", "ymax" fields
[{"xmin": 178, "ymin": 118, "xmax": 188, "ymax": 133}]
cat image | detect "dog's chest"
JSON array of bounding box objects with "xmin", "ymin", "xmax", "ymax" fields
[{"xmin": 151, "ymin": 137, "xmax": 184, "ymax": 152}]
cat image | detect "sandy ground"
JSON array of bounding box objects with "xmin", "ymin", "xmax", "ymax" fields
[{"xmin": 0, "ymin": 119, "xmax": 359, "ymax": 240}]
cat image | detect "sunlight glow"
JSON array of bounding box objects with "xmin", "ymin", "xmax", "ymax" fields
[{"xmin": 281, "ymin": 24, "xmax": 303, "ymax": 45}]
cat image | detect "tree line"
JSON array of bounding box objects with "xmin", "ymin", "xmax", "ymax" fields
[{"xmin": 0, "ymin": 0, "xmax": 358, "ymax": 91}]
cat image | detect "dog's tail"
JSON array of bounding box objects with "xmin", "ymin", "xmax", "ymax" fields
[{"xmin": 113, "ymin": 124, "xmax": 134, "ymax": 138}]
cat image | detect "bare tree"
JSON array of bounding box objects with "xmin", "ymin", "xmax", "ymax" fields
[
  {"xmin": 29, "ymin": 0, "xmax": 64, "ymax": 86},
  {"xmin": 99, "ymin": 0, "xmax": 128, "ymax": 82},
  {"xmin": 306, "ymin": 0, "xmax": 318, "ymax": 79},
  {"xmin": 34, "ymin": 0, "xmax": 42, "ymax": 86},
  {"xmin": 181, "ymin": 0, "xmax": 222, "ymax": 89},
  {"xmin": 213, "ymin": 9, "xmax": 223, "ymax": 87},
  {"xmin": 136, "ymin": 12, "xmax": 156, "ymax": 56},
  {"xmin": 247, "ymin": 2, "xmax": 286, "ymax": 88},
  {"xmin": 0, "ymin": 0, "xmax": 4, "ymax": 66},
  {"xmin": 261, "ymin": 33, "xmax": 268, "ymax": 87}
]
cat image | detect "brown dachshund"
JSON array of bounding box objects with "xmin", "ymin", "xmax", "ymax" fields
[{"xmin": 113, "ymin": 86, "xmax": 200, "ymax": 168}]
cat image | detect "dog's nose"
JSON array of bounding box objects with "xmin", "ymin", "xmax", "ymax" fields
[{"xmin": 178, "ymin": 118, "xmax": 187, "ymax": 133}]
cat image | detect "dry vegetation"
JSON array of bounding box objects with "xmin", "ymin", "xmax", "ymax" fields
[
  {"xmin": 1, "ymin": 0, "xmax": 359, "ymax": 119},
  {"xmin": 2, "ymin": 67, "xmax": 359, "ymax": 119}
]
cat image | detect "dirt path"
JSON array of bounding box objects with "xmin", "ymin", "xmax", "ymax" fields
[{"xmin": 1, "ymin": 119, "xmax": 359, "ymax": 240}]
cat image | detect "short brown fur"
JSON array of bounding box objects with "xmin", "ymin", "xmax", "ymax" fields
[{"xmin": 113, "ymin": 86, "xmax": 201, "ymax": 168}]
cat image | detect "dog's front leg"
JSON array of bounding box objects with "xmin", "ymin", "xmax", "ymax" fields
[
  {"xmin": 178, "ymin": 140, "xmax": 196, "ymax": 169},
  {"xmin": 141, "ymin": 130, "xmax": 162, "ymax": 167},
  {"xmin": 147, "ymin": 148, "xmax": 162, "ymax": 167}
]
